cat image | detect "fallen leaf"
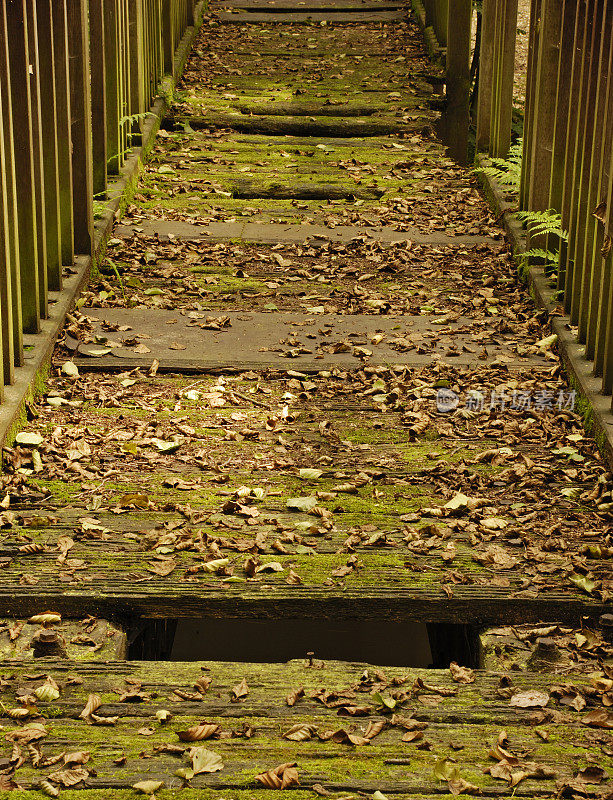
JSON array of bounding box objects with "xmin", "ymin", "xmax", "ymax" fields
[
  {"xmin": 449, "ymin": 662, "xmax": 475, "ymax": 684},
  {"xmin": 132, "ymin": 780, "xmax": 164, "ymax": 795},
  {"xmin": 189, "ymin": 746, "xmax": 224, "ymax": 774},
  {"xmin": 177, "ymin": 723, "xmax": 221, "ymax": 742},
  {"xmin": 283, "ymin": 723, "xmax": 316, "ymax": 741},
  {"xmin": 231, "ymin": 677, "xmax": 249, "ymax": 701},
  {"xmin": 255, "ymin": 762, "xmax": 300, "ymax": 789}
]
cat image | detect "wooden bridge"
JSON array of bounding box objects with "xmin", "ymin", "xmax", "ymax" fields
[{"xmin": 0, "ymin": 0, "xmax": 609, "ymax": 795}]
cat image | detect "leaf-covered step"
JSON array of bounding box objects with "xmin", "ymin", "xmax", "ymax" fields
[{"xmin": 0, "ymin": 659, "xmax": 609, "ymax": 795}]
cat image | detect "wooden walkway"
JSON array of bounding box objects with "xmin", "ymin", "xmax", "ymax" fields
[{"xmin": 0, "ymin": 0, "xmax": 611, "ymax": 794}]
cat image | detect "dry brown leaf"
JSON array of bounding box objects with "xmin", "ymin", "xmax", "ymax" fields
[
  {"xmin": 177, "ymin": 723, "xmax": 221, "ymax": 742},
  {"xmin": 283, "ymin": 723, "xmax": 316, "ymax": 742},
  {"xmin": 47, "ymin": 766, "xmax": 89, "ymax": 787},
  {"xmin": 255, "ymin": 762, "xmax": 299, "ymax": 789},
  {"xmin": 231, "ymin": 677, "xmax": 249, "ymax": 701},
  {"xmin": 286, "ymin": 687, "xmax": 305, "ymax": 707},
  {"xmin": 449, "ymin": 662, "xmax": 475, "ymax": 684}
]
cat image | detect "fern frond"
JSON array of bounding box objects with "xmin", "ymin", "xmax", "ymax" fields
[
  {"xmin": 522, "ymin": 248, "xmax": 559, "ymax": 264},
  {"xmin": 516, "ymin": 209, "xmax": 568, "ymax": 241},
  {"xmin": 474, "ymin": 140, "xmax": 523, "ymax": 190}
]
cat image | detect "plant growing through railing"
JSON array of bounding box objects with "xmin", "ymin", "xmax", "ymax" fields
[
  {"xmin": 106, "ymin": 111, "xmax": 161, "ymax": 168},
  {"xmin": 516, "ymin": 208, "xmax": 568, "ymax": 278},
  {"xmin": 475, "ymin": 139, "xmax": 522, "ymax": 190},
  {"xmin": 475, "ymin": 141, "xmax": 567, "ymax": 276}
]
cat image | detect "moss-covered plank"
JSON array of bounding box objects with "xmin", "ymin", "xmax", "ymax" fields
[
  {"xmin": 0, "ymin": 658, "xmax": 610, "ymax": 794},
  {"xmin": 0, "ymin": 361, "xmax": 610, "ymax": 621}
]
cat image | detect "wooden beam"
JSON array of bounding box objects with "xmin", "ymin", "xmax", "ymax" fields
[
  {"xmin": 90, "ymin": 0, "xmax": 107, "ymax": 198},
  {"xmin": 0, "ymin": 2, "xmax": 22, "ymax": 366},
  {"xmin": 52, "ymin": 0, "xmax": 74, "ymax": 269},
  {"xmin": 35, "ymin": 0, "xmax": 62, "ymax": 293},
  {"xmin": 6, "ymin": 0, "xmax": 40, "ymax": 334},
  {"xmin": 67, "ymin": 0, "xmax": 94, "ymax": 257},
  {"xmin": 475, "ymin": 0, "xmax": 495, "ymax": 152},
  {"xmin": 444, "ymin": 0, "xmax": 471, "ymax": 165}
]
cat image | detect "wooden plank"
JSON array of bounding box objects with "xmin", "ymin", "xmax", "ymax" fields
[
  {"xmin": 90, "ymin": 0, "xmax": 107, "ymax": 198},
  {"xmin": 52, "ymin": 0, "xmax": 74, "ymax": 269},
  {"xmin": 475, "ymin": 0, "xmax": 495, "ymax": 152},
  {"xmin": 0, "ymin": 2, "xmax": 21, "ymax": 370},
  {"xmin": 442, "ymin": 0, "xmax": 471, "ymax": 165},
  {"xmin": 6, "ymin": 0, "xmax": 40, "ymax": 334},
  {"xmin": 2, "ymin": 364, "xmax": 610, "ymax": 623},
  {"xmin": 67, "ymin": 0, "xmax": 94, "ymax": 257},
  {"xmin": 480, "ymin": 621, "xmax": 611, "ymax": 672},
  {"xmin": 0, "ymin": 658, "xmax": 608, "ymax": 794},
  {"xmin": 35, "ymin": 0, "xmax": 63, "ymax": 293}
]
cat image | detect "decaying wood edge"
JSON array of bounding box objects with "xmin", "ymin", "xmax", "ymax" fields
[
  {"xmin": 476, "ymin": 154, "xmax": 613, "ymax": 472},
  {"xmin": 0, "ymin": 1, "xmax": 208, "ymax": 454}
]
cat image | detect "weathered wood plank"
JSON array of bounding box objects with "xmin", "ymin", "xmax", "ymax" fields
[
  {"xmin": 0, "ymin": 658, "xmax": 608, "ymax": 794},
  {"xmin": 480, "ymin": 620, "xmax": 612, "ymax": 672},
  {"xmin": 1, "ymin": 364, "xmax": 610, "ymax": 623}
]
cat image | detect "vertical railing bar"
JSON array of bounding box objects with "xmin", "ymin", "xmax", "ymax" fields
[
  {"xmin": 67, "ymin": 0, "xmax": 94, "ymax": 257},
  {"xmin": 90, "ymin": 0, "xmax": 108, "ymax": 198},
  {"xmin": 25, "ymin": 0, "xmax": 48, "ymax": 319},
  {"xmin": 0, "ymin": 1, "xmax": 23, "ymax": 366},
  {"xmin": 567, "ymin": 0, "xmax": 596, "ymax": 324},
  {"xmin": 6, "ymin": 0, "xmax": 40, "ymax": 334},
  {"xmin": 36, "ymin": 0, "xmax": 62, "ymax": 293},
  {"xmin": 53, "ymin": 0, "xmax": 74, "ymax": 270},
  {"xmin": 0, "ymin": 59, "xmax": 12, "ymax": 388},
  {"xmin": 519, "ymin": 0, "xmax": 540, "ymax": 210},
  {"xmin": 579, "ymin": 3, "xmax": 610, "ymax": 352},
  {"xmin": 444, "ymin": 0, "xmax": 471, "ymax": 165}
]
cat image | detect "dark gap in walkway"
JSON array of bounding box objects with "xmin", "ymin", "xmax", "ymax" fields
[
  {"xmin": 230, "ymin": 184, "xmax": 386, "ymax": 200},
  {"xmin": 127, "ymin": 619, "xmax": 479, "ymax": 668}
]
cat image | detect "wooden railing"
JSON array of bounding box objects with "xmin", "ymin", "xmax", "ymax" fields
[
  {"xmin": 0, "ymin": 0, "xmax": 197, "ymax": 402},
  {"xmin": 421, "ymin": 0, "xmax": 613, "ymax": 411},
  {"xmin": 477, "ymin": 0, "xmax": 613, "ymax": 406}
]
